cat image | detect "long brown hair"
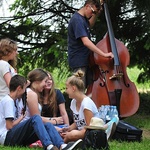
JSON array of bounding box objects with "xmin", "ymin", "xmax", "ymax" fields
[
  {"xmin": 41, "ymin": 72, "xmax": 57, "ymax": 116},
  {"xmin": 27, "ymin": 68, "xmax": 48, "ymax": 104}
]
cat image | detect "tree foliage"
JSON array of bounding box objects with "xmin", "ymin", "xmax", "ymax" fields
[{"xmin": 0, "ymin": 0, "xmax": 150, "ymax": 83}]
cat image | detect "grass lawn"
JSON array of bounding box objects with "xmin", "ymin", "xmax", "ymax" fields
[{"xmin": 0, "ymin": 114, "xmax": 150, "ymax": 150}]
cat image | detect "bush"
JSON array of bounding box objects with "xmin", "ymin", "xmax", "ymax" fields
[{"xmin": 137, "ymin": 92, "xmax": 150, "ymax": 115}]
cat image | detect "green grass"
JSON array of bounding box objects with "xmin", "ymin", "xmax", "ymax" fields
[
  {"xmin": 109, "ymin": 138, "xmax": 150, "ymax": 150},
  {"xmin": 0, "ymin": 146, "xmax": 35, "ymax": 150}
]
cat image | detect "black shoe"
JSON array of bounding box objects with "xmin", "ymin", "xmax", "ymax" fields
[{"xmin": 62, "ymin": 139, "xmax": 83, "ymax": 150}]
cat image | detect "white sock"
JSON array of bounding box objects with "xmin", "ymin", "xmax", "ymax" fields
[
  {"xmin": 47, "ymin": 144, "xmax": 54, "ymax": 150},
  {"xmin": 61, "ymin": 143, "xmax": 67, "ymax": 149}
]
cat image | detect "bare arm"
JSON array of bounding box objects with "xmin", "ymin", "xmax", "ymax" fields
[
  {"xmin": 60, "ymin": 122, "xmax": 86, "ymax": 143},
  {"xmin": 89, "ymin": 10, "xmax": 102, "ymax": 28},
  {"xmin": 81, "ymin": 36, "xmax": 114, "ymax": 58},
  {"xmin": 67, "ymin": 122, "xmax": 77, "ymax": 131},
  {"xmin": 59, "ymin": 103, "xmax": 69, "ymax": 125},
  {"xmin": 6, "ymin": 115, "xmax": 25, "ymax": 130},
  {"xmin": 41, "ymin": 116, "xmax": 63, "ymax": 125},
  {"xmin": 89, "ymin": 0, "xmax": 104, "ymax": 27},
  {"xmin": 89, "ymin": 13, "xmax": 99, "ymax": 28},
  {"xmin": 27, "ymin": 91, "xmax": 56, "ymax": 124},
  {"xmin": 84, "ymin": 108, "xmax": 94, "ymax": 125},
  {"xmin": 3, "ymin": 72, "xmax": 12, "ymax": 87},
  {"xmin": 61, "ymin": 122, "xmax": 77, "ymax": 133},
  {"xmin": 27, "ymin": 91, "xmax": 40, "ymax": 116}
]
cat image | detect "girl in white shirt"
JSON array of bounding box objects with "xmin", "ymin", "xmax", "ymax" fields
[
  {"xmin": 0, "ymin": 38, "xmax": 18, "ymax": 100},
  {"xmin": 61, "ymin": 70, "xmax": 99, "ymax": 142},
  {"xmin": 61, "ymin": 70, "xmax": 118, "ymax": 143}
]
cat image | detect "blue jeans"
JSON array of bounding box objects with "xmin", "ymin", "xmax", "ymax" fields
[{"xmin": 4, "ymin": 115, "xmax": 64, "ymax": 149}]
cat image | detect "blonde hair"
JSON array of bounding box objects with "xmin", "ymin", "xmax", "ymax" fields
[
  {"xmin": 0, "ymin": 38, "xmax": 18, "ymax": 68},
  {"xmin": 67, "ymin": 70, "xmax": 85, "ymax": 92}
]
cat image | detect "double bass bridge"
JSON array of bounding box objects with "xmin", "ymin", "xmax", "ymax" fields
[{"xmin": 109, "ymin": 73, "xmax": 123, "ymax": 80}]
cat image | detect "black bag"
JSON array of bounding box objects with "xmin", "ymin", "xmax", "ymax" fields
[
  {"xmin": 83, "ymin": 129, "xmax": 109, "ymax": 150},
  {"xmin": 112, "ymin": 120, "xmax": 143, "ymax": 142}
]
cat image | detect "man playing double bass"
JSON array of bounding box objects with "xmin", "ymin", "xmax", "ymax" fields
[{"xmin": 67, "ymin": 0, "xmax": 114, "ymax": 88}]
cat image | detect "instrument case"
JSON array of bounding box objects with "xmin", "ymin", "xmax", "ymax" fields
[{"xmin": 112, "ymin": 120, "xmax": 143, "ymax": 142}]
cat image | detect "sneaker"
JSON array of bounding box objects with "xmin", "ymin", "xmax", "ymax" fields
[
  {"xmin": 62, "ymin": 139, "xmax": 83, "ymax": 150},
  {"xmin": 47, "ymin": 146, "xmax": 59, "ymax": 150},
  {"xmin": 106, "ymin": 122, "xmax": 116, "ymax": 140}
]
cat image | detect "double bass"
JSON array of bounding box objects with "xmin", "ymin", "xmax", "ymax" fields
[{"xmin": 87, "ymin": 1, "xmax": 139, "ymax": 118}]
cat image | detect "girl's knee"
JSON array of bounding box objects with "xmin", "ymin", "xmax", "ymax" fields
[
  {"xmin": 32, "ymin": 114, "xmax": 41, "ymax": 120},
  {"xmin": 44, "ymin": 122, "xmax": 54, "ymax": 129},
  {"xmin": 31, "ymin": 115, "xmax": 42, "ymax": 123}
]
